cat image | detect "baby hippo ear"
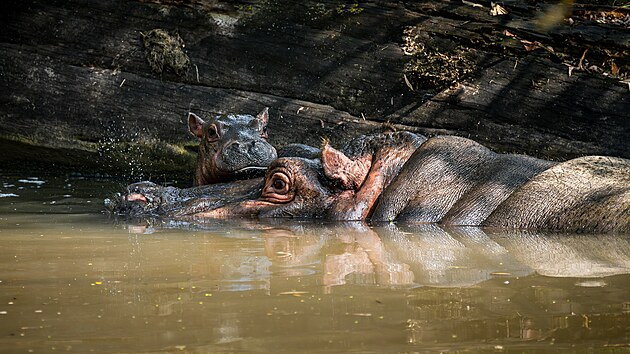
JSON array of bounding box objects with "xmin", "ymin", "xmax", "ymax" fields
[
  {"xmin": 188, "ymin": 112, "xmax": 205, "ymax": 138},
  {"xmin": 256, "ymin": 107, "xmax": 270, "ymax": 126},
  {"xmin": 321, "ymin": 140, "xmax": 371, "ymax": 190}
]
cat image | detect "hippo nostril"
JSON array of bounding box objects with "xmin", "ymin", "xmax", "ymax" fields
[
  {"xmin": 226, "ymin": 141, "xmax": 247, "ymax": 154},
  {"xmin": 249, "ymin": 140, "xmax": 260, "ymax": 151}
]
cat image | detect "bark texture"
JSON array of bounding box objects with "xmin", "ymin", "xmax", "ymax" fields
[{"xmin": 1, "ymin": 0, "xmax": 628, "ymax": 180}]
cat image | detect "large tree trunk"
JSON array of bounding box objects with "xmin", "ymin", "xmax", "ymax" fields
[{"xmin": 1, "ymin": 0, "xmax": 628, "ymax": 181}]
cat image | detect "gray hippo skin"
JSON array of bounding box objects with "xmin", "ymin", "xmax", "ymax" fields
[
  {"xmin": 482, "ymin": 156, "xmax": 630, "ymax": 232},
  {"xmin": 188, "ymin": 107, "xmax": 277, "ymax": 185},
  {"xmin": 371, "ymin": 136, "xmax": 556, "ymax": 224},
  {"xmin": 112, "ymin": 132, "xmax": 630, "ymax": 232},
  {"xmin": 277, "ymin": 143, "xmax": 321, "ymax": 159},
  {"xmin": 196, "ymin": 131, "xmax": 427, "ymax": 220},
  {"xmin": 371, "ymin": 136, "xmax": 630, "ymax": 232}
]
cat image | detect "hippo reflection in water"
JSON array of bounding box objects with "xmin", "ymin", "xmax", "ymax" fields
[
  {"xmin": 108, "ymin": 131, "xmax": 630, "ymax": 233},
  {"xmin": 114, "ymin": 220, "xmax": 630, "ymax": 289}
]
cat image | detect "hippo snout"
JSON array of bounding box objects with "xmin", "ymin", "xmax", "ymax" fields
[
  {"xmin": 220, "ymin": 139, "xmax": 277, "ymax": 171},
  {"xmin": 105, "ymin": 181, "xmax": 164, "ymax": 217}
]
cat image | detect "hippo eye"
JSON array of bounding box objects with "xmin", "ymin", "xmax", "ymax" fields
[
  {"xmin": 272, "ymin": 178, "xmax": 285, "ymax": 190},
  {"xmin": 207, "ymin": 124, "xmax": 219, "ymax": 141},
  {"xmin": 261, "ymin": 126, "xmax": 269, "ymax": 139},
  {"xmin": 262, "ymin": 172, "xmax": 292, "ymax": 202}
]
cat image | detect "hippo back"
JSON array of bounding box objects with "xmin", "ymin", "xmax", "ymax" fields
[
  {"xmin": 371, "ymin": 135, "xmax": 555, "ymax": 224},
  {"xmin": 484, "ymin": 156, "xmax": 630, "ymax": 233}
]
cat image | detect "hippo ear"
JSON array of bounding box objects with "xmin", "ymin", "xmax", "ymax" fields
[
  {"xmin": 256, "ymin": 107, "xmax": 270, "ymax": 126},
  {"xmin": 188, "ymin": 112, "xmax": 205, "ymax": 139},
  {"xmin": 321, "ymin": 141, "xmax": 371, "ymax": 191}
]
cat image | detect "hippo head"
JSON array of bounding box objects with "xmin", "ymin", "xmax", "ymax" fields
[
  {"xmin": 188, "ymin": 108, "xmax": 278, "ymax": 185},
  {"xmin": 196, "ymin": 157, "xmax": 337, "ymax": 219},
  {"xmin": 106, "ymin": 150, "xmax": 361, "ymax": 220}
]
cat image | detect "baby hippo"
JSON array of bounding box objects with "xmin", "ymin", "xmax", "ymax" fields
[{"xmin": 188, "ymin": 107, "xmax": 277, "ymax": 185}]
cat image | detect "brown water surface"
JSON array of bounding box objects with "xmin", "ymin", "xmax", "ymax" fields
[{"xmin": 0, "ymin": 172, "xmax": 629, "ymax": 353}]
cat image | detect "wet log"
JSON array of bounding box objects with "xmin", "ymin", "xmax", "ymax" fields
[{"xmin": 1, "ymin": 0, "xmax": 628, "ymax": 181}]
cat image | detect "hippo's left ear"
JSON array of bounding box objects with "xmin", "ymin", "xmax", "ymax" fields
[
  {"xmin": 188, "ymin": 112, "xmax": 205, "ymax": 139},
  {"xmin": 256, "ymin": 107, "xmax": 270, "ymax": 126},
  {"xmin": 321, "ymin": 141, "xmax": 371, "ymax": 191}
]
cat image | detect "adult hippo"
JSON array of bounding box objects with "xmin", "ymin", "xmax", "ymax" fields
[
  {"xmin": 110, "ymin": 132, "xmax": 630, "ymax": 232},
  {"xmin": 188, "ymin": 107, "xmax": 277, "ymax": 185}
]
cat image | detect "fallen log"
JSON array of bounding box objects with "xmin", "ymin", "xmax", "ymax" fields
[{"xmin": 0, "ymin": 0, "xmax": 628, "ymax": 181}]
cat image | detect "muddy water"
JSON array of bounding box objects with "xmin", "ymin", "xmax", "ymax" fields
[{"xmin": 1, "ymin": 173, "xmax": 629, "ymax": 353}]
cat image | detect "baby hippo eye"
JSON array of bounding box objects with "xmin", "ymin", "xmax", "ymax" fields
[{"xmin": 207, "ymin": 124, "xmax": 219, "ymax": 141}]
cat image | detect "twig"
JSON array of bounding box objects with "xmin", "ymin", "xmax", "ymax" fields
[
  {"xmin": 462, "ymin": 0, "xmax": 483, "ymax": 8},
  {"xmin": 403, "ymin": 73, "xmax": 414, "ymax": 91},
  {"xmin": 578, "ymin": 48, "xmax": 588, "ymax": 70}
]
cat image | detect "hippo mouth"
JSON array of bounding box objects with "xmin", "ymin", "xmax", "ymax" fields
[
  {"xmin": 230, "ymin": 166, "xmax": 268, "ymax": 179},
  {"xmin": 126, "ymin": 193, "xmax": 148, "ymax": 203},
  {"xmin": 104, "ymin": 192, "xmax": 158, "ymax": 218}
]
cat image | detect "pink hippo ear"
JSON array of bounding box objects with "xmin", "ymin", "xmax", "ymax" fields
[
  {"xmin": 255, "ymin": 107, "xmax": 270, "ymax": 126},
  {"xmin": 321, "ymin": 140, "xmax": 371, "ymax": 190},
  {"xmin": 188, "ymin": 112, "xmax": 205, "ymax": 139}
]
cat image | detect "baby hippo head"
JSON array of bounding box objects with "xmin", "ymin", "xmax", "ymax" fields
[{"xmin": 188, "ymin": 107, "xmax": 277, "ymax": 185}]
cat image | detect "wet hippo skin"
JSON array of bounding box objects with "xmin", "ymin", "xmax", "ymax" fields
[
  {"xmin": 371, "ymin": 136, "xmax": 556, "ymax": 224},
  {"xmin": 371, "ymin": 136, "xmax": 630, "ymax": 232},
  {"xmin": 196, "ymin": 131, "xmax": 426, "ymax": 220},
  {"xmin": 105, "ymin": 178, "xmax": 264, "ymax": 217}
]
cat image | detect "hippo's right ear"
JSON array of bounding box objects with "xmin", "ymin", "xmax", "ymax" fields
[
  {"xmin": 321, "ymin": 141, "xmax": 371, "ymax": 191},
  {"xmin": 188, "ymin": 112, "xmax": 205, "ymax": 139}
]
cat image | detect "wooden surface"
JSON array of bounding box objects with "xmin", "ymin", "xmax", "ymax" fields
[{"xmin": 1, "ymin": 0, "xmax": 628, "ymax": 180}]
